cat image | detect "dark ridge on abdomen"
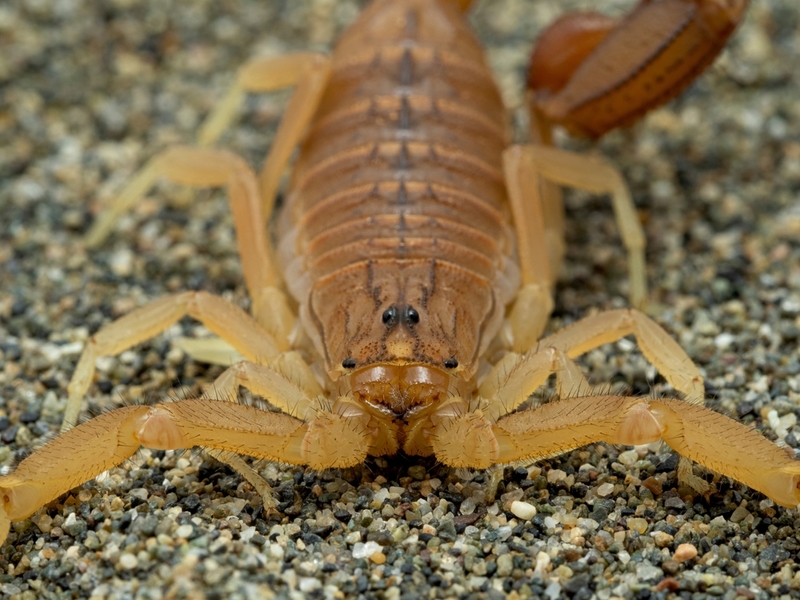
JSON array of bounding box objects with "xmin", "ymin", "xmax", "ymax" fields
[{"xmin": 282, "ymin": 35, "xmax": 511, "ymax": 292}]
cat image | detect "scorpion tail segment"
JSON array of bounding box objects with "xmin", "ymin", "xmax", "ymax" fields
[
  {"xmin": 528, "ymin": 11, "xmax": 618, "ymax": 97},
  {"xmin": 529, "ymin": 0, "xmax": 750, "ymax": 139}
]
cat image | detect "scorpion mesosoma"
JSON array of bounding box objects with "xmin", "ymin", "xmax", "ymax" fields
[{"xmin": 0, "ymin": 0, "xmax": 797, "ymax": 545}]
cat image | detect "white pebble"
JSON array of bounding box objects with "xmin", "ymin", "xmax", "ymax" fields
[
  {"xmin": 109, "ymin": 247, "xmax": 134, "ymax": 277},
  {"xmin": 269, "ymin": 543, "xmax": 284, "ymax": 559},
  {"xmin": 618, "ymin": 449, "xmax": 638, "ymax": 466},
  {"xmin": 767, "ymin": 410, "xmax": 780, "ymax": 430},
  {"xmin": 509, "ymin": 500, "xmax": 536, "ymax": 520},
  {"xmin": 175, "ymin": 524, "xmax": 193, "ymax": 538},
  {"xmin": 299, "ymin": 578, "xmax": 322, "ymax": 593},
  {"xmin": 352, "ymin": 541, "xmax": 382, "ymax": 559},
  {"xmin": 118, "ymin": 553, "xmax": 138, "ymax": 570},
  {"xmin": 596, "ymin": 482, "xmax": 615, "ymax": 497},
  {"xmin": 545, "ymin": 581, "xmax": 562, "ymax": 600},
  {"xmin": 714, "ymin": 333, "xmax": 735, "ymax": 349},
  {"xmin": 239, "ymin": 526, "xmax": 256, "ymax": 543},
  {"xmin": 460, "ymin": 497, "xmax": 477, "ymax": 515}
]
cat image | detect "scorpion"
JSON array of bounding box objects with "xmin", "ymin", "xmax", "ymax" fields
[{"xmin": 1, "ymin": 0, "xmax": 798, "ymax": 546}]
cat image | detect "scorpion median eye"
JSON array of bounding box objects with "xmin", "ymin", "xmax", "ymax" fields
[
  {"xmin": 404, "ymin": 306, "xmax": 420, "ymax": 325},
  {"xmin": 342, "ymin": 358, "xmax": 356, "ymax": 369},
  {"xmin": 444, "ymin": 357, "xmax": 458, "ymax": 369},
  {"xmin": 382, "ymin": 306, "xmax": 398, "ymax": 326}
]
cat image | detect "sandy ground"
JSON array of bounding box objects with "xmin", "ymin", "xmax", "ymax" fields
[{"xmin": 1, "ymin": 0, "xmax": 800, "ymax": 598}]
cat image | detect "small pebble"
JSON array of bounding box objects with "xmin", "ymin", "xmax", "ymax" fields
[
  {"xmin": 596, "ymin": 482, "xmax": 615, "ymax": 497},
  {"xmin": 652, "ymin": 531, "xmax": 674, "ymax": 547},
  {"xmin": 352, "ymin": 541, "xmax": 382, "ymax": 559},
  {"xmin": 509, "ymin": 500, "xmax": 536, "ymax": 520},
  {"xmin": 627, "ymin": 517, "xmax": 647, "ymax": 534},
  {"xmin": 673, "ymin": 543, "xmax": 698, "ymax": 563},
  {"xmin": 118, "ymin": 553, "xmax": 138, "ymax": 570},
  {"xmin": 641, "ymin": 477, "xmax": 662, "ymax": 496},
  {"xmin": 730, "ymin": 506, "xmax": 751, "ymax": 523},
  {"xmin": 175, "ymin": 524, "xmax": 194, "ymax": 539}
]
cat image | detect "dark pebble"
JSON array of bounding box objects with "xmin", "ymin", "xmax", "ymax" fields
[
  {"xmin": 41, "ymin": 377, "xmax": 60, "ymax": 390},
  {"xmin": 62, "ymin": 517, "xmax": 87, "ymax": 538},
  {"xmin": 437, "ymin": 520, "xmax": 457, "ymax": 542},
  {"xmin": 760, "ymin": 543, "xmax": 790, "ymax": 564},
  {"xmin": 310, "ymin": 524, "xmax": 334, "ymax": 538},
  {"xmin": 563, "ymin": 573, "xmax": 592, "ymax": 594},
  {"xmin": 182, "ymin": 494, "xmax": 202, "ymax": 512},
  {"xmin": 655, "ymin": 454, "xmax": 679, "ymax": 473},
  {"xmin": 1, "ymin": 426, "xmax": 19, "ymax": 444},
  {"xmin": 301, "ymin": 533, "xmax": 323, "ymax": 546},
  {"xmin": 333, "ymin": 509, "xmax": 351, "ymax": 522},
  {"xmin": 664, "ymin": 497, "xmax": 686, "ymax": 510},
  {"xmin": 366, "ymin": 530, "xmax": 394, "ymax": 546},
  {"xmin": 511, "ymin": 466, "xmax": 528, "ymax": 481}
]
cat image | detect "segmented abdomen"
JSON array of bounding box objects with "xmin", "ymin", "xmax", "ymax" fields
[{"xmin": 276, "ymin": 0, "xmax": 519, "ymax": 372}]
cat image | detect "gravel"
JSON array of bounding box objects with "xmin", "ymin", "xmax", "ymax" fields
[{"xmin": 1, "ymin": 0, "xmax": 800, "ymax": 599}]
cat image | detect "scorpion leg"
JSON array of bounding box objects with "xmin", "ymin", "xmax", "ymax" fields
[
  {"xmin": 537, "ymin": 307, "xmax": 711, "ymax": 491},
  {"xmin": 432, "ymin": 346, "xmax": 594, "ymax": 468},
  {"xmin": 87, "ymin": 147, "xmax": 294, "ymax": 345},
  {"xmin": 510, "ymin": 144, "xmax": 647, "ymax": 308},
  {"xmin": 198, "ymin": 53, "xmax": 328, "ymax": 146},
  {"xmin": 64, "ymin": 291, "xmax": 279, "ymax": 430},
  {"xmin": 538, "ymin": 308, "xmax": 704, "ymax": 404},
  {"xmin": 193, "ymin": 51, "xmax": 331, "ymax": 218},
  {"xmin": 87, "ymin": 53, "xmax": 330, "ymax": 247},
  {"xmin": 502, "ymin": 146, "xmax": 555, "ymax": 352}
]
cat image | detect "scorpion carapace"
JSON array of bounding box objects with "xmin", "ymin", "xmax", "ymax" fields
[{"xmin": 0, "ymin": 0, "xmax": 798, "ymax": 547}]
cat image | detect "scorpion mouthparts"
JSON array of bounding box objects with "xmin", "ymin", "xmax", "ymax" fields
[{"xmin": 350, "ymin": 363, "xmax": 450, "ymax": 417}]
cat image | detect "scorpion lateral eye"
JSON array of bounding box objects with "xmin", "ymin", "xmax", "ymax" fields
[
  {"xmin": 342, "ymin": 357, "xmax": 356, "ymax": 369},
  {"xmin": 444, "ymin": 357, "xmax": 458, "ymax": 369}
]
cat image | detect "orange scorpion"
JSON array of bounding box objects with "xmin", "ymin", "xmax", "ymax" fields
[{"xmin": 1, "ymin": 0, "xmax": 797, "ymax": 545}]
